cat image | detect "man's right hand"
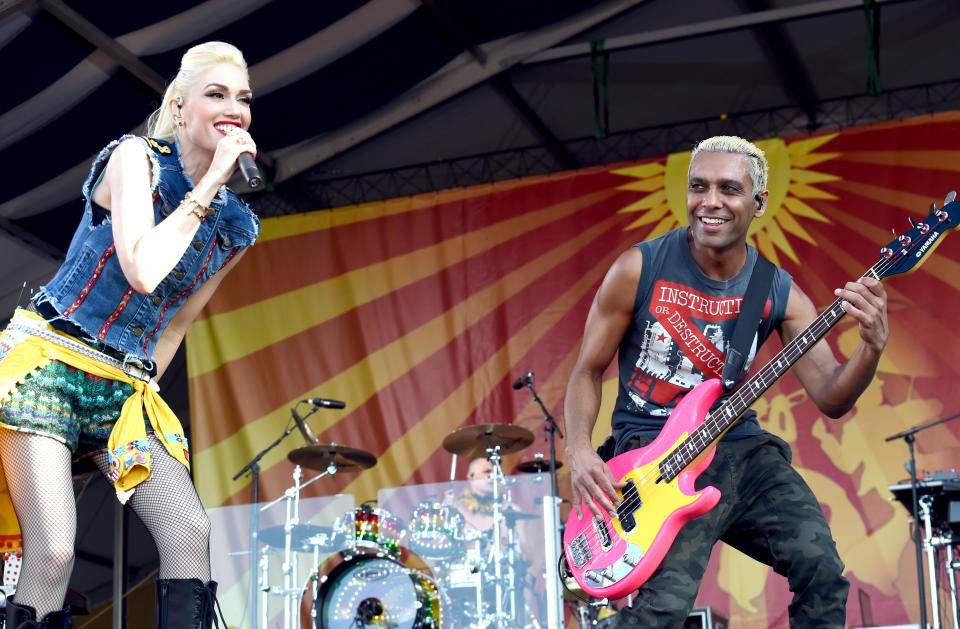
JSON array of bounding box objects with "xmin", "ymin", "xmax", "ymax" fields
[{"xmin": 567, "ymin": 444, "xmax": 626, "ymax": 520}]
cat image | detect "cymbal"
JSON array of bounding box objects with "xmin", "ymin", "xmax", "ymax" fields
[
  {"xmin": 259, "ymin": 524, "xmax": 336, "ymax": 550},
  {"xmin": 442, "ymin": 423, "xmax": 534, "ymax": 458},
  {"xmin": 288, "ymin": 443, "xmax": 376, "ymax": 472},
  {"xmin": 515, "ymin": 458, "xmax": 564, "ymax": 474}
]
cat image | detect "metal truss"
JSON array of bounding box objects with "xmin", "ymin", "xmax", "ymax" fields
[{"xmin": 250, "ymin": 78, "xmax": 960, "ymax": 217}]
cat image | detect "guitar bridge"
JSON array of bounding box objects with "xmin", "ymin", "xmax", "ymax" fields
[{"xmin": 569, "ymin": 533, "xmax": 592, "ymax": 569}]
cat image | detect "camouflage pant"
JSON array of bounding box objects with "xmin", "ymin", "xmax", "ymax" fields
[{"xmin": 609, "ymin": 432, "xmax": 848, "ymax": 629}]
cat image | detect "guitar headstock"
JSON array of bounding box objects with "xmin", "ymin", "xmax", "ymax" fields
[{"xmin": 876, "ymin": 191, "xmax": 960, "ymax": 280}]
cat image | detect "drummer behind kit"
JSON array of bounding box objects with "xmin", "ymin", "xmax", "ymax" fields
[
  {"xmin": 256, "ymin": 421, "xmax": 561, "ymax": 629},
  {"xmin": 436, "ymin": 423, "xmax": 545, "ymax": 629}
]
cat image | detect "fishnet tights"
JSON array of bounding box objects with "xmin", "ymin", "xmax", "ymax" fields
[{"xmin": 0, "ymin": 431, "xmax": 210, "ymax": 616}]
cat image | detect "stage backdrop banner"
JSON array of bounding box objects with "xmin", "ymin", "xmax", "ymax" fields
[{"xmin": 188, "ymin": 111, "xmax": 960, "ymax": 627}]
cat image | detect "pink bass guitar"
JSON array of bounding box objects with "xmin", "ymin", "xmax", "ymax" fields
[{"xmin": 562, "ymin": 194, "xmax": 960, "ymax": 600}]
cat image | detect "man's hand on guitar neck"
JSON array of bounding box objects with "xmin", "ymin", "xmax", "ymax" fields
[
  {"xmin": 568, "ymin": 444, "xmax": 627, "ymax": 520},
  {"xmin": 835, "ymin": 276, "xmax": 888, "ymax": 356}
]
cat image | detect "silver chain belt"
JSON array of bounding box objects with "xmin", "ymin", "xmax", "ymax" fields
[{"xmin": 7, "ymin": 321, "xmax": 156, "ymax": 384}]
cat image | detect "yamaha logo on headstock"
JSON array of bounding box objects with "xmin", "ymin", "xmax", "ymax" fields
[{"xmin": 916, "ymin": 232, "xmax": 940, "ymax": 258}]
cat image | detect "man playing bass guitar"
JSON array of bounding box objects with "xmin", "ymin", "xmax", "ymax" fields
[{"xmin": 564, "ymin": 135, "xmax": 889, "ymax": 627}]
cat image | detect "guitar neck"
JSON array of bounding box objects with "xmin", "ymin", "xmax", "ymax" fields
[{"xmin": 658, "ymin": 264, "xmax": 882, "ymax": 482}]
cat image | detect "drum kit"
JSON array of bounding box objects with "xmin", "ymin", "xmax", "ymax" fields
[{"xmin": 254, "ymin": 422, "xmax": 560, "ymax": 629}]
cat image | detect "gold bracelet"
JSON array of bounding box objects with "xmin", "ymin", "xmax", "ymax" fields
[{"xmin": 182, "ymin": 191, "xmax": 210, "ymax": 223}]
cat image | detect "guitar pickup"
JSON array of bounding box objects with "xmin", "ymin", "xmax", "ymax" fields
[
  {"xmin": 593, "ymin": 516, "xmax": 612, "ymax": 550},
  {"xmin": 616, "ymin": 479, "xmax": 640, "ymax": 533}
]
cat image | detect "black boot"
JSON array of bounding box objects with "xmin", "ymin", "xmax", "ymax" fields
[
  {"xmin": 155, "ymin": 579, "xmax": 220, "ymax": 629},
  {"xmin": 39, "ymin": 606, "xmax": 72, "ymax": 629},
  {"xmin": 5, "ymin": 598, "xmax": 72, "ymax": 629},
  {"xmin": 4, "ymin": 597, "xmax": 40, "ymax": 629}
]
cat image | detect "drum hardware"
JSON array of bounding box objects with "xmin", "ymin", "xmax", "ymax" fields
[
  {"xmin": 442, "ymin": 422, "xmax": 540, "ymax": 628},
  {"xmin": 256, "ymin": 442, "xmax": 376, "ymax": 629},
  {"xmin": 260, "ymin": 524, "xmax": 337, "ymax": 553},
  {"xmin": 440, "ymin": 423, "xmax": 534, "ymax": 459},
  {"xmin": 287, "ymin": 443, "xmax": 377, "ymax": 473},
  {"xmin": 234, "ymin": 400, "xmax": 353, "ymax": 629},
  {"xmin": 515, "ymin": 453, "xmax": 564, "ymax": 475},
  {"xmin": 501, "ymin": 510, "xmax": 538, "ymax": 524},
  {"xmin": 443, "ymin": 421, "xmax": 551, "ymax": 628}
]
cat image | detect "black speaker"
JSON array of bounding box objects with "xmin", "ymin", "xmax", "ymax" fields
[{"xmin": 684, "ymin": 606, "xmax": 729, "ymax": 629}]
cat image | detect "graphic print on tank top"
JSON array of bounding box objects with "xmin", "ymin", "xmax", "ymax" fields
[{"xmin": 624, "ymin": 280, "xmax": 771, "ymax": 416}]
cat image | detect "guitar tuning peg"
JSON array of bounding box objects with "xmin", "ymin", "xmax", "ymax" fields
[
  {"xmin": 908, "ymin": 217, "xmax": 917, "ymax": 228},
  {"xmin": 945, "ymin": 190, "xmax": 957, "ymax": 204},
  {"xmin": 891, "ymin": 227, "xmax": 898, "ymax": 237},
  {"xmin": 930, "ymin": 202, "xmax": 937, "ymax": 214}
]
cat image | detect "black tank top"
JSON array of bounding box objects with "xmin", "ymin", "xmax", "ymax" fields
[{"xmin": 611, "ymin": 227, "xmax": 792, "ymax": 452}]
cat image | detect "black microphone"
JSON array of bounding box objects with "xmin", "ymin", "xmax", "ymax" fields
[
  {"xmin": 303, "ymin": 398, "xmax": 346, "ymax": 409},
  {"xmin": 238, "ymin": 152, "xmax": 262, "ymax": 189},
  {"xmin": 512, "ymin": 371, "xmax": 534, "ymax": 390},
  {"xmin": 290, "ymin": 406, "xmax": 318, "ymax": 444}
]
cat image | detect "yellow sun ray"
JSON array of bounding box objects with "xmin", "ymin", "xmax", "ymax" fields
[{"xmin": 609, "ymin": 134, "xmax": 842, "ymax": 269}]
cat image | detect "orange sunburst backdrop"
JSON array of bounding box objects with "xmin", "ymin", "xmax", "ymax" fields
[{"xmin": 188, "ymin": 111, "xmax": 960, "ymax": 627}]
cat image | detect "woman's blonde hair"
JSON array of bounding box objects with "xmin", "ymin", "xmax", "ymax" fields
[{"xmin": 146, "ymin": 41, "xmax": 249, "ymax": 141}]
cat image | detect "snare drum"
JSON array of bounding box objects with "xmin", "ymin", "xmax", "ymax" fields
[
  {"xmin": 336, "ymin": 506, "xmax": 405, "ymax": 556},
  {"xmin": 313, "ymin": 556, "xmax": 442, "ymax": 629},
  {"xmin": 407, "ymin": 502, "xmax": 464, "ymax": 559}
]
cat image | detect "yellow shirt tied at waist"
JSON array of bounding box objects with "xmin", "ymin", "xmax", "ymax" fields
[{"xmin": 0, "ymin": 308, "xmax": 190, "ymax": 552}]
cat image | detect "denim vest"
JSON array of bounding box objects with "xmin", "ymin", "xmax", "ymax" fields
[{"xmin": 36, "ymin": 135, "xmax": 260, "ymax": 367}]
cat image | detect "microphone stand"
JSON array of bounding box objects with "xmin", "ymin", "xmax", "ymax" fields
[
  {"xmin": 518, "ymin": 378, "xmax": 564, "ymax": 627},
  {"xmin": 520, "ymin": 380, "xmax": 563, "ymax": 500},
  {"xmin": 234, "ymin": 405, "xmax": 320, "ymax": 629},
  {"xmin": 885, "ymin": 410, "xmax": 960, "ymax": 629}
]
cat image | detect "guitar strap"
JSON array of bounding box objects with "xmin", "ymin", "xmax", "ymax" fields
[{"xmin": 721, "ymin": 254, "xmax": 775, "ymax": 393}]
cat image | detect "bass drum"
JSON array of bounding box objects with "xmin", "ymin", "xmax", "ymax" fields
[{"xmin": 313, "ymin": 555, "xmax": 443, "ymax": 629}]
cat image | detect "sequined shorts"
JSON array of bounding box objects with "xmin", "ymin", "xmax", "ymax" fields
[{"xmin": 0, "ymin": 359, "xmax": 134, "ymax": 454}]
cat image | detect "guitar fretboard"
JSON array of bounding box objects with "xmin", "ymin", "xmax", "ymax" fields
[{"xmin": 657, "ymin": 265, "xmax": 882, "ymax": 482}]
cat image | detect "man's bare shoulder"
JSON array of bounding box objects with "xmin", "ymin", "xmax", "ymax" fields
[{"xmin": 604, "ymin": 246, "xmax": 644, "ymax": 291}]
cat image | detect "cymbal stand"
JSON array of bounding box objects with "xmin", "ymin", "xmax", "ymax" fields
[
  {"xmin": 502, "ymin": 486, "xmax": 518, "ymax": 624},
  {"xmin": 485, "ymin": 443, "xmax": 509, "ymax": 628},
  {"xmin": 505, "ymin": 518, "xmax": 542, "ymax": 629},
  {"xmin": 260, "ymin": 461, "xmax": 340, "ymax": 629}
]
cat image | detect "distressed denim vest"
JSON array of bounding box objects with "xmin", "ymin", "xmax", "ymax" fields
[{"xmin": 36, "ymin": 135, "xmax": 260, "ymax": 367}]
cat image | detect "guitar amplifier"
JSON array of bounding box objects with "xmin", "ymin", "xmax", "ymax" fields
[{"xmin": 684, "ymin": 606, "xmax": 729, "ymax": 629}]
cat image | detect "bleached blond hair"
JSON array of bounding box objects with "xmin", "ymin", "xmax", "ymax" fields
[
  {"xmin": 689, "ymin": 136, "xmax": 768, "ymax": 194},
  {"xmin": 145, "ymin": 41, "xmax": 249, "ymax": 141}
]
